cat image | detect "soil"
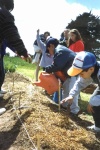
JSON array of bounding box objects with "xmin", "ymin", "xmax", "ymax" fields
[{"xmin": 0, "ymin": 72, "xmax": 100, "ymax": 150}]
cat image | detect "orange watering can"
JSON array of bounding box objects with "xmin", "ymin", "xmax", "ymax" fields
[{"xmin": 32, "ymin": 72, "xmax": 59, "ymax": 95}]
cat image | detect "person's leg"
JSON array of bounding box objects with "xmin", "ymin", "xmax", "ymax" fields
[
  {"xmin": 61, "ymin": 78, "xmax": 70, "ymax": 107},
  {"xmin": 0, "ymin": 57, "xmax": 5, "ymax": 96},
  {"xmin": 62, "ymin": 77, "xmax": 80, "ymax": 114},
  {"xmin": 92, "ymin": 106, "xmax": 100, "ymax": 128},
  {"xmin": 69, "ymin": 77, "xmax": 80, "ymax": 114},
  {"xmin": 87, "ymin": 87, "xmax": 100, "ymax": 132}
]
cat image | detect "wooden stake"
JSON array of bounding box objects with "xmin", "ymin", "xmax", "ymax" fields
[
  {"xmin": 58, "ymin": 79, "xmax": 61, "ymax": 112},
  {"xmin": 19, "ymin": 91, "xmax": 22, "ymax": 114},
  {"xmin": 37, "ymin": 133, "xmax": 40, "ymax": 150}
]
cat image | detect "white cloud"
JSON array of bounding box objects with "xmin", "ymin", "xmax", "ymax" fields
[{"xmin": 7, "ymin": 0, "xmax": 100, "ymax": 55}]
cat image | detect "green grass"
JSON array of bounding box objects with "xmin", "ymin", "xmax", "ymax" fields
[
  {"xmin": 4, "ymin": 55, "xmax": 36, "ymax": 79},
  {"xmin": 79, "ymin": 92, "xmax": 91, "ymax": 112},
  {"xmin": 79, "ymin": 92, "xmax": 93, "ymax": 121}
]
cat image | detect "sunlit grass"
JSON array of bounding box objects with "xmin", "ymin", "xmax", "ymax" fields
[{"xmin": 16, "ymin": 68, "xmax": 35, "ymax": 80}]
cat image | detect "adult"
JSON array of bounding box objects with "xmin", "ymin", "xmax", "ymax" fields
[
  {"xmin": 0, "ymin": 0, "xmax": 31, "ymax": 115},
  {"xmin": 59, "ymin": 28, "xmax": 70, "ymax": 47}
]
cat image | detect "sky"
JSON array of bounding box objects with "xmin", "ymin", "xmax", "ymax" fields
[
  {"xmin": 7, "ymin": 0, "xmax": 100, "ymax": 56},
  {"xmin": 67, "ymin": 0, "xmax": 100, "ymax": 9}
]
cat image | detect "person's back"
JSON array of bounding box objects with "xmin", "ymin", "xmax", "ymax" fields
[{"xmin": 46, "ymin": 44, "xmax": 76, "ymax": 77}]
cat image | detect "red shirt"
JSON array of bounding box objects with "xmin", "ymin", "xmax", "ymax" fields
[{"xmin": 69, "ymin": 40, "xmax": 84, "ymax": 52}]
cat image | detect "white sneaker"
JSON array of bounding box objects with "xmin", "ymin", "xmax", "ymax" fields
[
  {"xmin": 0, "ymin": 93, "xmax": 4, "ymax": 97},
  {"xmin": 0, "ymin": 90, "xmax": 7, "ymax": 94},
  {"xmin": 0, "ymin": 108, "xmax": 6, "ymax": 115},
  {"xmin": 87, "ymin": 125, "xmax": 100, "ymax": 132}
]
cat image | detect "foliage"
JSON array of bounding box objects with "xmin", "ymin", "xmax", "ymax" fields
[
  {"xmin": 66, "ymin": 11, "xmax": 100, "ymax": 58},
  {"xmin": 4, "ymin": 62, "xmax": 16, "ymax": 73},
  {"xmin": 4, "ymin": 55, "xmax": 37, "ymax": 78},
  {"xmin": 5, "ymin": 52, "xmax": 10, "ymax": 57}
]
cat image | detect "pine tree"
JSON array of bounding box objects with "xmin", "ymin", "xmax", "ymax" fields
[{"xmin": 66, "ymin": 12, "xmax": 100, "ymax": 58}]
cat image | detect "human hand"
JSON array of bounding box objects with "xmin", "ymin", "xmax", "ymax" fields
[
  {"xmin": 87, "ymin": 103, "xmax": 94, "ymax": 113},
  {"xmin": 37, "ymin": 29, "xmax": 40, "ymax": 34},
  {"xmin": 21, "ymin": 54, "xmax": 32, "ymax": 63},
  {"xmin": 60, "ymin": 96, "xmax": 73, "ymax": 105}
]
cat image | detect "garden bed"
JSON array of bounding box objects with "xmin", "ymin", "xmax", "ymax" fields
[{"xmin": 0, "ymin": 72, "xmax": 100, "ymax": 150}]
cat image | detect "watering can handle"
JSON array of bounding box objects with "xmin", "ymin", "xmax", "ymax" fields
[{"xmin": 41, "ymin": 71, "xmax": 53, "ymax": 76}]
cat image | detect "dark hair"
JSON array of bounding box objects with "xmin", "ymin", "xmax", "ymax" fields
[
  {"xmin": 0, "ymin": 0, "xmax": 14, "ymax": 11},
  {"xmin": 46, "ymin": 38, "xmax": 59, "ymax": 48},
  {"xmin": 46, "ymin": 38, "xmax": 59, "ymax": 53},
  {"xmin": 82, "ymin": 68, "xmax": 90, "ymax": 72},
  {"xmin": 82, "ymin": 65, "xmax": 96, "ymax": 72},
  {"xmin": 44, "ymin": 31, "xmax": 50, "ymax": 36}
]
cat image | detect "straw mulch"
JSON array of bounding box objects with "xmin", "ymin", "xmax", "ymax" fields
[{"xmin": 0, "ymin": 72, "xmax": 100, "ymax": 150}]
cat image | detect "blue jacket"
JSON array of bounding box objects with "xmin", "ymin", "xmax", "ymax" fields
[
  {"xmin": 45, "ymin": 45, "xmax": 76, "ymax": 77},
  {"xmin": 0, "ymin": 39, "xmax": 15, "ymax": 58}
]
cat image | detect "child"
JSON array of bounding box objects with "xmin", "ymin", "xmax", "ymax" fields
[
  {"xmin": 45, "ymin": 38, "xmax": 80, "ymax": 115},
  {"xmin": 61, "ymin": 51, "xmax": 100, "ymax": 132},
  {"xmin": 68, "ymin": 29, "xmax": 84, "ymax": 53}
]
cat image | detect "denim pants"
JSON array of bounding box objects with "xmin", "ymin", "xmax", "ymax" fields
[
  {"xmin": 0, "ymin": 57, "xmax": 5, "ymax": 91},
  {"xmin": 62, "ymin": 77, "xmax": 80, "ymax": 114}
]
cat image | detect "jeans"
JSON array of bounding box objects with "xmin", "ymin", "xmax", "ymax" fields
[{"xmin": 62, "ymin": 77, "xmax": 80, "ymax": 114}]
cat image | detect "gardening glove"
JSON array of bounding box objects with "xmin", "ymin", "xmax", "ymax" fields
[
  {"xmin": 87, "ymin": 103, "xmax": 94, "ymax": 113},
  {"xmin": 60, "ymin": 96, "xmax": 73, "ymax": 105}
]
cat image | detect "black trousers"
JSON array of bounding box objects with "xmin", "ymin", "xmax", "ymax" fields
[
  {"xmin": 0, "ymin": 57, "xmax": 5, "ymax": 91},
  {"xmin": 91, "ymin": 87, "xmax": 100, "ymax": 128},
  {"xmin": 92, "ymin": 106, "xmax": 100, "ymax": 128}
]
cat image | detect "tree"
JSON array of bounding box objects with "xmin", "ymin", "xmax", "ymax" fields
[{"xmin": 66, "ymin": 12, "xmax": 100, "ymax": 58}]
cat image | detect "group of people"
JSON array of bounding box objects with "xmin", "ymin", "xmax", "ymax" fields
[
  {"xmin": 33, "ymin": 28, "xmax": 100, "ymax": 133},
  {"xmin": 0, "ymin": 0, "xmax": 100, "ymax": 133},
  {"xmin": 33, "ymin": 28, "xmax": 84, "ymax": 81}
]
